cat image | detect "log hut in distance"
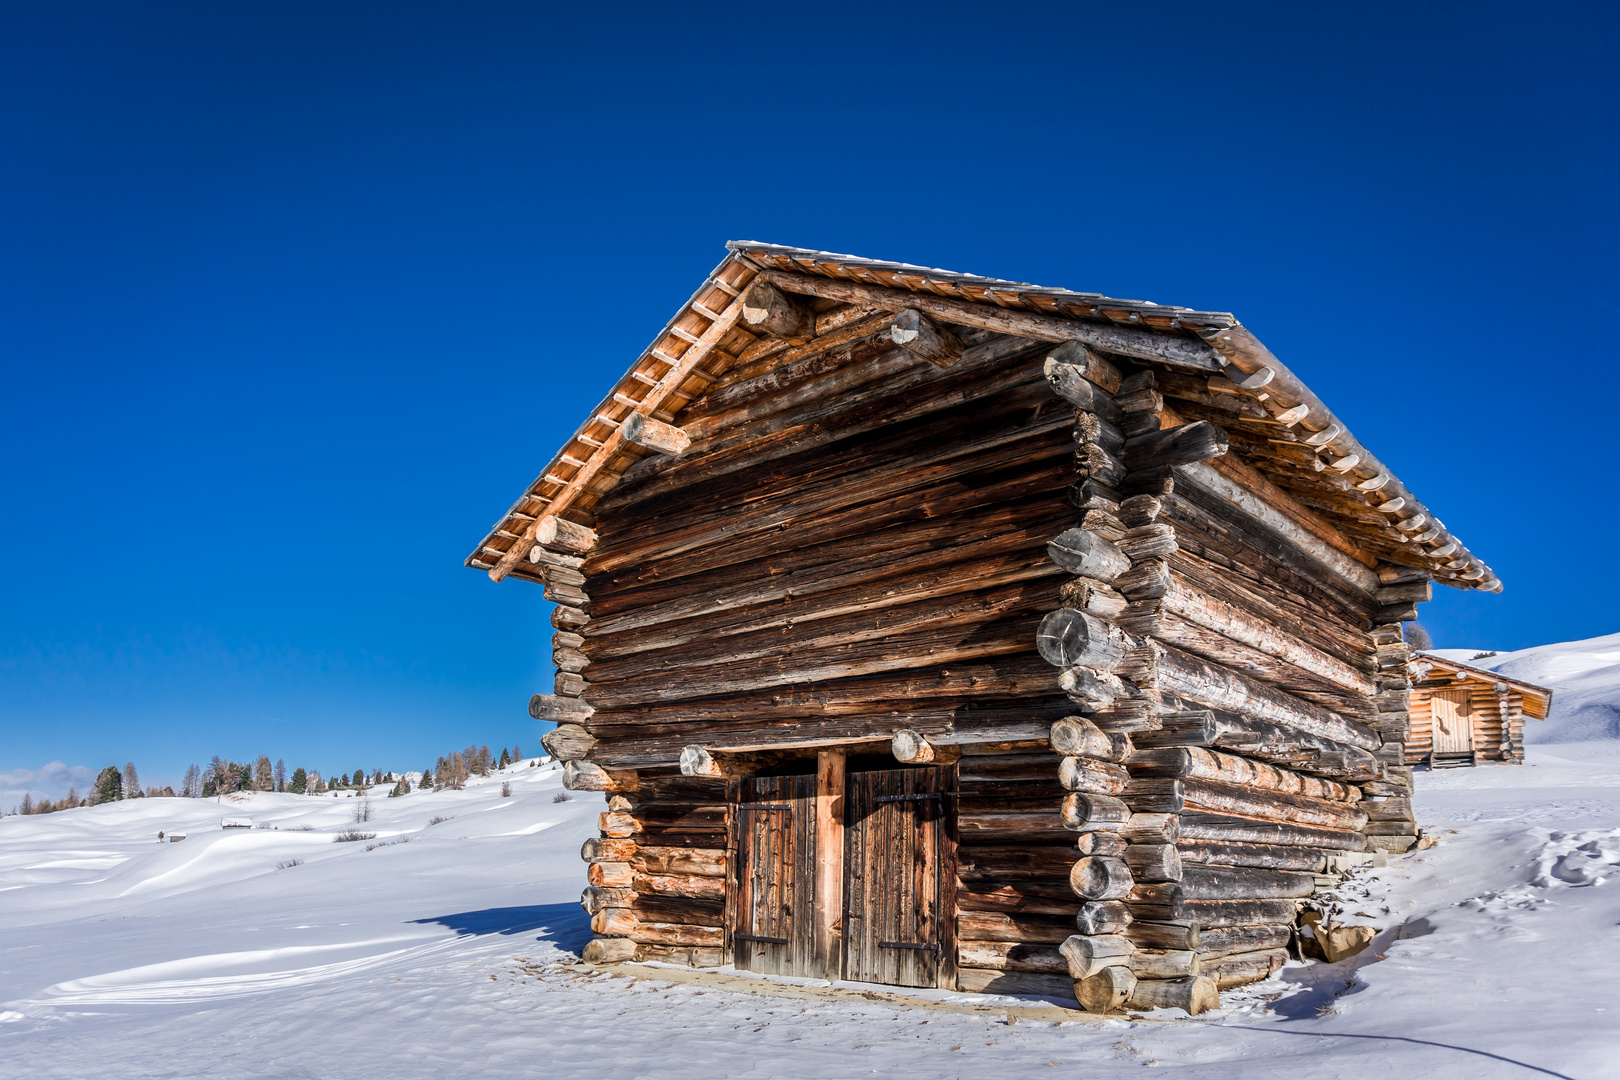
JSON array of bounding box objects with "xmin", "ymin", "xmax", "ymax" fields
[
  {"xmin": 467, "ymin": 243, "xmax": 1501, "ymax": 1014},
  {"xmin": 1407, "ymin": 655, "xmax": 1550, "ymax": 768}
]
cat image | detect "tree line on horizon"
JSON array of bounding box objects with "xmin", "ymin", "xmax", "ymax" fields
[{"xmin": 6, "ymin": 743, "xmax": 535, "ymax": 816}]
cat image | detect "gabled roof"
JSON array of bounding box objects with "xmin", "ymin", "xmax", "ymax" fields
[
  {"xmin": 1414, "ymin": 654, "xmax": 1554, "ymax": 719},
  {"xmin": 468, "ymin": 242, "xmax": 1499, "ymax": 594}
]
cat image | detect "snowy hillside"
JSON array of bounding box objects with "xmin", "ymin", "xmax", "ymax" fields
[
  {"xmin": 1432, "ymin": 631, "xmax": 1620, "ymax": 750},
  {"xmin": 3, "ymin": 749, "xmax": 1619, "ymax": 1077}
]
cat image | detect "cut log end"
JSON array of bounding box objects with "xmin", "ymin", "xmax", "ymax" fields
[
  {"xmin": 891, "ymin": 728, "xmax": 935, "ymax": 763},
  {"xmin": 1075, "ymin": 965, "xmax": 1138, "ymax": 1012},
  {"xmin": 888, "ymin": 308, "xmax": 964, "ymax": 367}
]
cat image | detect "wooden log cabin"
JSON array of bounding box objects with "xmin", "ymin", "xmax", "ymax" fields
[
  {"xmin": 1407, "ymin": 655, "xmax": 1550, "ymax": 767},
  {"xmin": 466, "ymin": 243, "xmax": 1502, "ymax": 1014}
]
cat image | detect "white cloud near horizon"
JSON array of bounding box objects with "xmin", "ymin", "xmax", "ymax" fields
[{"xmin": 1, "ymin": 761, "xmax": 95, "ymax": 809}]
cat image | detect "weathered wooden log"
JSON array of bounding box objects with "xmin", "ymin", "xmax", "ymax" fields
[
  {"xmin": 1128, "ymin": 976, "xmax": 1218, "ymax": 1015},
  {"xmin": 632, "ymin": 944, "xmax": 725, "ymax": 968},
  {"xmin": 741, "ymin": 279, "xmax": 816, "ymax": 340},
  {"xmin": 1075, "ymin": 965, "xmax": 1137, "ymax": 1012},
  {"xmin": 1152, "ymin": 644, "xmax": 1380, "ymax": 750},
  {"xmin": 1203, "ymin": 948, "xmax": 1288, "ymax": 989},
  {"xmin": 892, "ymin": 728, "xmax": 942, "ymax": 764},
  {"xmin": 1045, "ymin": 342, "xmax": 1123, "ymax": 394},
  {"xmin": 1076, "ymin": 831, "xmax": 1129, "ymax": 856},
  {"xmin": 1070, "ymin": 856, "xmax": 1135, "ymax": 900},
  {"xmin": 1059, "ymin": 576, "xmax": 1129, "ymax": 619},
  {"xmin": 1128, "ymin": 747, "xmax": 1359, "ymax": 803},
  {"xmin": 530, "ymin": 694, "xmax": 595, "ymax": 722},
  {"xmin": 621, "ymin": 412, "xmax": 691, "ymax": 456},
  {"xmin": 591, "ymin": 908, "xmax": 637, "ymax": 937},
  {"xmin": 889, "ymin": 308, "xmax": 963, "ymax": 367},
  {"xmin": 1178, "ymin": 813, "xmax": 1366, "ymax": 851},
  {"xmin": 554, "ymin": 671, "xmax": 588, "ymax": 697},
  {"xmin": 1122, "ymin": 813, "xmax": 1180, "ymax": 845},
  {"xmin": 1116, "ymin": 523, "xmax": 1178, "ymax": 562},
  {"xmin": 1075, "ymin": 901, "xmax": 1132, "ymax": 935},
  {"xmin": 1045, "ymin": 528, "xmax": 1130, "ymax": 582},
  {"xmin": 1179, "ymin": 841, "xmax": 1326, "ymax": 873},
  {"xmin": 677, "ymin": 746, "xmax": 770, "ymax": 778},
  {"xmin": 1076, "ymin": 442, "xmax": 1129, "ymax": 487},
  {"xmin": 958, "ymin": 812, "xmax": 1071, "ymax": 840},
  {"xmin": 628, "ymin": 921, "xmax": 725, "ymax": 948},
  {"xmin": 1050, "ymin": 716, "xmax": 1114, "ymax": 759},
  {"xmin": 553, "ymin": 646, "xmax": 589, "ymax": 673},
  {"xmin": 1124, "ymin": 921, "xmax": 1200, "ymax": 950},
  {"xmin": 1181, "ymin": 777, "xmax": 1369, "ymax": 832},
  {"xmin": 1130, "ymin": 711, "xmax": 1379, "ymax": 782},
  {"xmin": 1198, "ymin": 924, "xmax": 1292, "ymax": 959},
  {"xmin": 1123, "ymin": 421, "xmax": 1228, "ymax": 471},
  {"xmin": 957, "ymin": 969, "xmax": 1078, "ymax": 998},
  {"xmin": 599, "ymin": 811, "xmax": 637, "ymax": 838},
  {"xmin": 564, "ymin": 761, "xmax": 639, "ymax": 792},
  {"xmin": 757, "ymin": 270, "xmax": 1220, "ymax": 371},
  {"xmin": 534, "ymin": 516, "xmax": 598, "ymax": 554},
  {"xmin": 631, "ymin": 846, "xmax": 727, "ymax": 877},
  {"xmin": 581, "ymin": 837, "xmax": 637, "ymax": 863},
  {"xmin": 1057, "ymin": 665, "xmax": 1127, "ymax": 705},
  {"xmin": 1123, "ymin": 844, "xmax": 1182, "ymax": 883},
  {"xmin": 1038, "ymin": 608, "xmax": 1132, "ymax": 672},
  {"xmin": 958, "ymin": 883, "xmax": 1082, "ymax": 916},
  {"xmin": 632, "ymin": 872, "xmax": 726, "ymax": 900},
  {"xmin": 957, "ymin": 941, "xmax": 1069, "ymax": 974},
  {"xmin": 1060, "ymin": 792, "xmax": 1132, "ymax": 831},
  {"xmin": 1113, "ymin": 557, "xmax": 1171, "ymax": 600},
  {"xmin": 958, "ymin": 845, "xmax": 1087, "ymax": 881},
  {"xmin": 588, "ymin": 861, "xmax": 636, "ymax": 888},
  {"xmin": 1060, "ymin": 934, "xmax": 1135, "ymax": 981},
  {"xmin": 1134, "ymin": 577, "xmax": 1377, "ymax": 697},
  {"xmin": 551, "ymin": 604, "xmax": 589, "ymax": 631},
  {"xmin": 581, "ymin": 886, "xmax": 636, "ymax": 914},
  {"xmin": 1180, "ymin": 865, "xmax": 1316, "ymax": 900},
  {"xmin": 540, "ymin": 724, "xmax": 597, "ymax": 762},
  {"xmin": 582, "ymin": 937, "xmax": 636, "ymax": 963},
  {"xmin": 956, "ymin": 911, "xmax": 1076, "ymax": 944},
  {"xmin": 1058, "ymin": 756, "xmax": 1131, "ymax": 795},
  {"xmin": 1130, "ymin": 949, "xmax": 1200, "ymax": 979}
]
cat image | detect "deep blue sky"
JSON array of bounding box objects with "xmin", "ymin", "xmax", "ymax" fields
[{"xmin": 2, "ymin": 2, "xmax": 1615, "ymax": 799}]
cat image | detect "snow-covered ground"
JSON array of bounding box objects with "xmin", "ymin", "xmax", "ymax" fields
[{"xmin": 5, "ymin": 664, "xmax": 1620, "ymax": 1076}]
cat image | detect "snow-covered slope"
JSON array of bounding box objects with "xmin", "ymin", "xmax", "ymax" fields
[
  {"xmin": 1432, "ymin": 631, "xmax": 1620, "ymax": 750},
  {"xmin": 4, "ymin": 749, "xmax": 1619, "ymax": 1077}
]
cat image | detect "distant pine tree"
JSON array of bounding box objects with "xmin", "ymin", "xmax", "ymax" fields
[
  {"xmin": 352, "ymin": 769, "xmax": 364, "ymax": 787},
  {"xmin": 20, "ymin": 793, "xmax": 33, "ymax": 814},
  {"xmin": 94, "ymin": 766, "xmax": 123, "ymax": 805},
  {"xmin": 512, "ymin": 743, "xmax": 522, "ymax": 762},
  {"xmin": 288, "ymin": 767, "xmax": 308, "ymax": 794},
  {"xmin": 498, "ymin": 748, "xmax": 511, "ymax": 770},
  {"xmin": 419, "ymin": 766, "xmax": 435, "ymax": 790},
  {"xmin": 254, "ymin": 756, "xmax": 273, "ymax": 791},
  {"xmin": 1404, "ymin": 623, "xmax": 1434, "ymax": 651},
  {"xmin": 122, "ymin": 762, "xmax": 139, "ymax": 798}
]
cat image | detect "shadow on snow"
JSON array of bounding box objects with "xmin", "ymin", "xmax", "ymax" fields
[{"xmin": 411, "ymin": 904, "xmax": 591, "ymax": 952}]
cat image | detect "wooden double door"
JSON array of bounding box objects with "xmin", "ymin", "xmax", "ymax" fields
[{"xmin": 732, "ymin": 766, "xmax": 952, "ymax": 988}]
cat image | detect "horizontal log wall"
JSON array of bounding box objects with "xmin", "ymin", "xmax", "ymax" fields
[
  {"xmin": 570, "ymin": 322, "xmax": 1078, "ymax": 968},
  {"xmin": 558, "ymin": 299, "xmax": 1421, "ymax": 995}
]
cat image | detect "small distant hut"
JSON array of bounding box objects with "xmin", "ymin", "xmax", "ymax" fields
[
  {"xmin": 1408, "ymin": 656, "xmax": 1551, "ymax": 767},
  {"xmin": 468, "ymin": 243, "xmax": 1501, "ymax": 1014}
]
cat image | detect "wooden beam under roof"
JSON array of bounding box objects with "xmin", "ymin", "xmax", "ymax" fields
[{"xmin": 485, "ymin": 267, "xmax": 749, "ymax": 582}]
